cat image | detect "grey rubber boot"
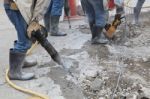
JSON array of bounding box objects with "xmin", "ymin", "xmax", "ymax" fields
[
  {"xmin": 50, "ymin": 16, "xmax": 67, "ymax": 36},
  {"xmin": 9, "ymin": 49, "xmax": 35, "ymax": 80},
  {"xmin": 133, "ymin": 0, "xmax": 145, "ymax": 24},
  {"xmin": 92, "ymin": 26, "xmax": 109, "ymax": 44}
]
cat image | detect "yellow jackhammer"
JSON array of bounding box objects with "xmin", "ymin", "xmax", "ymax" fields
[{"xmin": 105, "ymin": 14, "xmax": 125, "ymax": 39}]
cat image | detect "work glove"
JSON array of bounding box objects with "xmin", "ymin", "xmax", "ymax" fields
[
  {"xmin": 10, "ymin": 1, "xmax": 18, "ymax": 10},
  {"xmin": 27, "ymin": 20, "xmax": 48, "ymax": 42}
]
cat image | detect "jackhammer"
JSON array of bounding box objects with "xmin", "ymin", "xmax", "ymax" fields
[
  {"xmin": 105, "ymin": 14, "xmax": 125, "ymax": 39},
  {"xmin": 27, "ymin": 21, "xmax": 66, "ymax": 69}
]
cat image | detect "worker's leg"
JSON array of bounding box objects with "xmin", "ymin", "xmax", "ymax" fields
[
  {"xmin": 89, "ymin": 0, "xmax": 109, "ymax": 44},
  {"xmin": 4, "ymin": 4, "xmax": 31, "ymax": 52},
  {"xmin": 81, "ymin": 0, "xmax": 97, "ymax": 41},
  {"xmin": 13, "ymin": 40, "xmax": 37, "ymax": 68},
  {"xmin": 4, "ymin": 3, "xmax": 35, "ymax": 80},
  {"xmin": 89, "ymin": 0, "xmax": 107, "ymax": 27},
  {"xmin": 80, "ymin": 0, "xmax": 86, "ymax": 14},
  {"xmin": 50, "ymin": 0, "xmax": 67, "ymax": 36},
  {"xmin": 133, "ymin": 0, "xmax": 145, "ymax": 24},
  {"xmin": 44, "ymin": 2, "xmax": 53, "ymax": 32}
]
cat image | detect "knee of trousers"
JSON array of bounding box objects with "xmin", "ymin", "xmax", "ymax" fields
[
  {"xmin": 14, "ymin": 41, "xmax": 32, "ymax": 53},
  {"xmin": 95, "ymin": 16, "xmax": 107, "ymax": 27}
]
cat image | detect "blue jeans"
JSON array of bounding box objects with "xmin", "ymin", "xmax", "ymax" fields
[
  {"xmin": 4, "ymin": 4, "xmax": 31, "ymax": 53},
  {"xmin": 45, "ymin": 0, "xmax": 64, "ymax": 16},
  {"xmin": 44, "ymin": 0, "xmax": 64, "ymax": 31},
  {"xmin": 81, "ymin": 0, "xmax": 108, "ymax": 27}
]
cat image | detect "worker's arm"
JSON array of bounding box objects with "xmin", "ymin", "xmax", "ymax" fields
[{"xmin": 13, "ymin": 0, "xmax": 51, "ymax": 24}]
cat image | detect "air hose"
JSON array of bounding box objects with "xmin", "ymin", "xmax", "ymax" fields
[{"xmin": 5, "ymin": 69, "xmax": 49, "ymax": 99}]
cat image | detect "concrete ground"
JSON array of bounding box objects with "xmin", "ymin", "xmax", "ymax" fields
[{"xmin": 0, "ymin": 0, "xmax": 150, "ymax": 99}]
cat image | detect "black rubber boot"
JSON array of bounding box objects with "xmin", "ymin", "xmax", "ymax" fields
[
  {"xmin": 89, "ymin": 22, "xmax": 96, "ymax": 40},
  {"xmin": 50, "ymin": 16, "xmax": 67, "ymax": 36},
  {"xmin": 9, "ymin": 49, "xmax": 35, "ymax": 80},
  {"xmin": 92, "ymin": 26, "xmax": 109, "ymax": 44},
  {"xmin": 133, "ymin": 0, "xmax": 145, "ymax": 24}
]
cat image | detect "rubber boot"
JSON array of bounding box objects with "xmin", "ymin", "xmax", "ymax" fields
[
  {"xmin": 133, "ymin": 0, "xmax": 145, "ymax": 24},
  {"xmin": 89, "ymin": 22, "xmax": 96, "ymax": 41},
  {"xmin": 50, "ymin": 16, "xmax": 67, "ymax": 36},
  {"xmin": 23, "ymin": 59, "xmax": 37, "ymax": 68},
  {"xmin": 13, "ymin": 40, "xmax": 37, "ymax": 68},
  {"xmin": 92, "ymin": 26, "xmax": 109, "ymax": 44},
  {"xmin": 9, "ymin": 49, "xmax": 35, "ymax": 80}
]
